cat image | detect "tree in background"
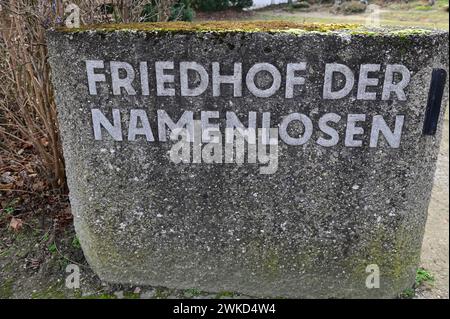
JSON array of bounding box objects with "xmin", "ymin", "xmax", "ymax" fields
[{"xmin": 193, "ymin": 0, "xmax": 253, "ymax": 11}]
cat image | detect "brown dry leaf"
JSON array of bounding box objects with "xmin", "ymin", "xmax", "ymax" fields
[
  {"xmin": 9, "ymin": 217, "xmax": 23, "ymax": 231},
  {"xmin": 0, "ymin": 183, "xmax": 14, "ymax": 190}
]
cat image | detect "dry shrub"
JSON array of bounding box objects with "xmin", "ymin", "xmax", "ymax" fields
[
  {"xmin": 0, "ymin": 1, "xmax": 180, "ymax": 193},
  {"xmin": 0, "ymin": 0, "xmax": 66, "ymax": 190}
]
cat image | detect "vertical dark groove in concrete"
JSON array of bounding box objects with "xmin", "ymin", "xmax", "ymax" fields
[{"xmin": 423, "ymin": 68, "xmax": 447, "ymax": 136}]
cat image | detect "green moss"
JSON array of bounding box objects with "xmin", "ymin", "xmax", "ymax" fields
[
  {"xmin": 79, "ymin": 293, "xmax": 117, "ymax": 299},
  {"xmin": 415, "ymin": 5, "xmax": 433, "ymax": 11},
  {"xmin": 123, "ymin": 291, "xmax": 141, "ymax": 299},
  {"xmin": 0, "ymin": 278, "xmax": 14, "ymax": 299},
  {"xmin": 389, "ymin": 28, "xmax": 433, "ymax": 37},
  {"xmin": 400, "ymin": 287, "xmax": 415, "ymax": 298},
  {"xmin": 385, "ymin": 29, "xmax": 432, "ymax": 54},
  {"xmin": 263, "ymin": 249, "xmax": 280, "ymax": 277},
  {"xmin": 59, "ymin": 21, "xmax": 359, "ymax": 34},
  {"xmin": 184, "ymin": 288, "xmax": 201, "ymax": 297},
  {"xmin": 0, "ymin": 246, "xmax": 11, "ymax": 257},
  {"xmin": 350, "ymin": 30, "xmax": 378, "ymax": 37},
  {"xmin": 154, "ymin": 287, "xmax": 171, "ymax": 299},
  {"xmin": 216, "ymin": 291, "xmax": 235, "ymax": 298},
  {"xmin": 345, "ymin": 224, "xmax": 420, "ymax": 294},
  {"xmin": 415, "ymin": 268, "xmax": 434, "ymax": 286},
  {"xmin": 31, "ymin": 285, "xmax": 66, "ymax": 299}
]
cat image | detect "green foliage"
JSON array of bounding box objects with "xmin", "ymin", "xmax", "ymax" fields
[
  {"xmin": 230, "ymin": 0, "xmax": 254, "ymax": 8},
  {"xmin": 193, "ymin": 0, "xmax": 253, "ymax": 11},
  {"xmin": 0, "ymin": 279, "xmax": 14, "ymax": 299},
  {"xmin": 2, "ymin": 199, "xmax": 18, "ymax": 216},
  {"xmin": 98, "ymin": 3, "xmax": 114, "ymax": 15},
  {"xmin": 415, "ymin": 5, "xmax": 433, "ymax": 11},
  {"xmin": 415, "ymin": 267, "xmax": 434, "ymax": 286},
  {"xmin": 400, "ymin": 268, "xmax": 435, "ymax": 298},
  {"xmin": 48, "ymin": 243, "xmax": 57, "ymax": 254},
  {"xmin": 171, "ymin": 0, "xmax": 196, "ymax": 21},
  {"xmin": 184, "ymin": 288, "xmax": 201, "ymax": 297},
  {"xmin": 193, "ymin": 0, "xmax": 229, "ymax": 11},
  {"xmin": 4, "ymin": 206, "xmax": 14, "ymax": 215},
  {"xmin": 400, "ymin": 288, "xmax": 415, "ymax": 298},
  {"xmin": 141, "ymin": 3, "xmax": 158, "ymax": 22},
  {"xmin": 71, "ymin": 236, "xmax": 81, "ymax": 249},
  {"xmin": 141, "ymin": 0, "xmax": 195, "ymax": 22}
]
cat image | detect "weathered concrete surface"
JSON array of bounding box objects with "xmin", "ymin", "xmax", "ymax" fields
[{"xmin": 47, "ymin": 23, "xmax": 449, "ymax": 298}]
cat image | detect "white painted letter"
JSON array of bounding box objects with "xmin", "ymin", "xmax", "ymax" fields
[
  {"xmin": 246, "ymin": 63, "xmax": 282, "ymax": 98},
  {"xmin": 128, "ymin": 109, "xmax": 155, "ymax": 142},
  {"xmin": 323, "ymin": 63, "xmax": 355, "ymax": 99},
  {"xmin": 370, "ymin": 115, "xmax": 404, "ymax": 148},
  {"xmin": 201, "ymin": 111, "xmax": 220, "ymax": 143},
  {"xmin": 345, "ymin": 114, "xmax": 366, "ymax": 147},
  {"xmin": 140, "ymin": 62, "xmax": 150, "ymax": 96},
  {"xmin": 382, "ymin": 64, "xmax": 411, "ymax": 101},
  {"xmin": 156, "ymin": 61, "xmax": 175, "ymax": 96},
  {"xmin": 180, "ymin": 62, "xmax": 209, "ymax": 97},
  {"xmin": 158, "ymin": 110, "xmax": 194, "ymax": 142},
  {"xmin": 317, "ymin": 113, "xmax": 342, "ymax": 147},
  {"xmin": 110, "ymin": 61, "xmax": 136, "ymax": 95},
  {"xmin": 86, "ymin": 60, "xmax": 106, "ymax": 95},
  {"xmin": 212, "ymin": 62, "xmax": 242, "ymax": 97},
  {"xmin": 285, "ymin": 63, "xmax": 307, "ymax": 98},
  {"xmin": 357, "ymin": 64, "xmax": 380, "ymax": 100},
  {"xmin": 279, "ymin": 113, "xmax": 313, "ymax": 145},
  {"xmin": 92, "ymin": 109, "xmax": 122, "ymax": 141},
  {"xmin": 225, "ymin": 112, "xmax": 257, "ymax": 144}
]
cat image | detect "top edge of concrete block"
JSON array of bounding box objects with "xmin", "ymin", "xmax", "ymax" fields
[{"xmin": 51, "ymin": 21, "xmax": 448, "ymax": 36}]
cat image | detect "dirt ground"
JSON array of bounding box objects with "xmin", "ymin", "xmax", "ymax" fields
[{"xmin": 417, "ymin": 118, "xmax": 449, "ymax": 299}]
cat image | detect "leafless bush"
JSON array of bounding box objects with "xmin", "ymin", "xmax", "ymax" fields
[
  {"xmin": 0, "ymin": 0, "xmax": 66, "ymax": 190},
  {"xmin": 0, "ymin": 0, "xmax": 181, "ymax": 192}
]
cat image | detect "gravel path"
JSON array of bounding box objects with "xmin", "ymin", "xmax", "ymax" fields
[{"xmin": 419, "ymin": 118, "xmax": 449, "ymax": 299}]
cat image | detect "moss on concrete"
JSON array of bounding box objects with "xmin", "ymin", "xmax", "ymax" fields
[
  {"xmin": 55, "ymin": 21, "xmax": 443, "ymax": 38},
  {"xmin": 0, "ymin": 278, "xmax": 14, "ymax": 298},
  {"xmin": 31, "ymin": 284, "xmax": 66, "ymax": 299},
  {"xmin": 216, "ymin": 291, "xmax": 236, "ymax": 298},
  {"xmin": 58, "ymin": 20, "xmax": 359, "ymax": 34},
  {"xmin": 344, "ymin": 224, "xmax": 420, "ymax": 297},
  {"xmin": 389, "ymin": 28, "xmax": 433, "ymax": 37}
]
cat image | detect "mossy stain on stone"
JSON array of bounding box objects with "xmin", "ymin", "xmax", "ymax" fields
[{"xmin": 58, "ymin": 21, "xmax": 359, "ymax": 34}]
